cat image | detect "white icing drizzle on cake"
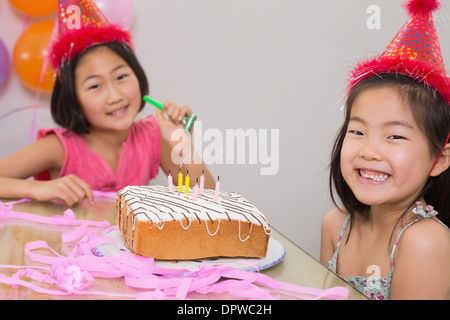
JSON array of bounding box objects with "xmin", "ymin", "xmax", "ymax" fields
[{"xmin": 117, "ymin": 185, "xmax": 271, "ymax": 241}]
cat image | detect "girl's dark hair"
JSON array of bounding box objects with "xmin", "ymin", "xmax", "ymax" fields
[
  {"xmin": 51, "ymin": 42, "xmax": 149, "ymax": 134},
  {"xmin": 329, "ymin": 73, "xmax": 450, "ymax": 241}
]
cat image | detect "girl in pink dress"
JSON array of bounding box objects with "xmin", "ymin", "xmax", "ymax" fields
[{"xmin": 0, "ymin": 0, "xmax": 214, "ymax": 206}]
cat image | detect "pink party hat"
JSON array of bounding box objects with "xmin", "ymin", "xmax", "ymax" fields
[
  {"xmin": 348, "ymin": 0, "xmax": 450, "ymax": 105},
  {"xmin": 50, "ymin": 0, "xmax": 133, "ymax": 69}
]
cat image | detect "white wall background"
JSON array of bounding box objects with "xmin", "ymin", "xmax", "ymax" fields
[{"xmin": 0, "ymin": 0, "xmax": 449, "ymax": 259}]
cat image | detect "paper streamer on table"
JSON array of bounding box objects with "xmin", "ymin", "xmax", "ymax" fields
[{"xmin": 0, "ymin": 197, "xmax": 349, "ymax": 300}]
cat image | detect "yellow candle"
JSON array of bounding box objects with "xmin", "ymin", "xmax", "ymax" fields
[
  {"xmin": 185, "ymin": 171, "xmax": 190, "ymax": 195},
  {"xmin": 178, "ymin": 169, "xmax": 183, "ymax": 192}
]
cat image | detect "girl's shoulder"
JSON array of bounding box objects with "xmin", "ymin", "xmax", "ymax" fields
[
  {"xmin": 322, "ymin": 207, "xmax": 349, "ymax": 236},
  {"xmin": 390, "ymin": 218, "xmax": 450, "ymax": 299},
  {"xmin": 36, "ymin": 127, "xmax": 78, "ymax": 154},
  {"xmin": 32, "ymin": 131, "xmax": 66, "ymax": 175},
  {"xmin": 34, "ymin": 131, "xmax": 65, "ymax": 157},
  {"xmin": 320, "ymin": 207, "xmax": 349, "ymax": 265},
  {"xmin": 396, "ymin": 218, "xmax": 450, "ymax": 254},
  {"xmin": 321, "ymin": 207, "xmax": 349, "ymax": 250}
]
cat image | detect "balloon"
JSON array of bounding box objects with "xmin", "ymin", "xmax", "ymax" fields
[
  {"xmin": 8, "ymin": 0, "xmax": 58, "ymax": 17},
  {"xmin": 0, "ymin": 39, "xmax": 11, "ymax": 85},
  {"xmin": 13, "ymin": 21, "xmax": 56, "ymax": 93},
  {"xmin": 94, "ymin": 0, "xmax": 135, "ymax": 29}
]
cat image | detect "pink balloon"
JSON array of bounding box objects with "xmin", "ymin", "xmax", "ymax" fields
[{"xmin": 94, "ymin": 0, "xmax": 135, "ymax": 29}]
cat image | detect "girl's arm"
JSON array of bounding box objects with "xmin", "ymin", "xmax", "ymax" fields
[
  {"xmin": 0, "ymin": 135, "xmax": 93, "ymax": 206},
  {"xmin": 156, "ymin": 99, "xmax": 215, "ymax": 189},
  {"xmin": 390, "ymin": 219, "xmax": 450, "ymax": 300}
]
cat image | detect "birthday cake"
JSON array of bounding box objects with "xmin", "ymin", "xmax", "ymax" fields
[{"xmin": 115, "ymin": 185, "xmax": 271, "ymax": 260}]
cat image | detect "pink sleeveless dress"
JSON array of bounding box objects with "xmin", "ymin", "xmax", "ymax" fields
[{"xmin": 34, "ymin": 116, "xmax": 161, "ymax": 192}]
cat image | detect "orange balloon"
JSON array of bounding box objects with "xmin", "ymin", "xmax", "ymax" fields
[
  {"xmin": 8, "ymin": 0, "xmax": 58, "ymax": 17},
  {"xmin": 13, "ymin": 21, "xmax": 56, "ymax": 93}
]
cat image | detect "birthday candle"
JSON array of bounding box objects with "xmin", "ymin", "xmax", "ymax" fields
[
  {"xmin": 214, "ymin": 176, "xmax": 220, "ymax": 201},
  {"xmin": 168, "ymin": 170, "xmax": 173, "ymax": 192},
  {"xmin": 178, "ymin": 169, "xmax": 183, "ymax": 192},
  {"xmin": 199, "ymin": 170, "xmax": 205, "ymax": 195},
  {"xmin": 185, "ymin": 170, "xmax": 190, "ymax": 195},
  {"xmin": 193, "ymin": 178, "xmax": 199, "ymax": 202}
]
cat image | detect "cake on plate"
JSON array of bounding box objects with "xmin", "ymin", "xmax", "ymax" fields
[{"xmin": 115, "ymin": 185, "xmax": 271, "ymax": 260}]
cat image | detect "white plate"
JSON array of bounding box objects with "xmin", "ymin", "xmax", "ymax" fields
[{"xmin": 93, "ymin": 229, "xmax": 286, "ymax": 272}]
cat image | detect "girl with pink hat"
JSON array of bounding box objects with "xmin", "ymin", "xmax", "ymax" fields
[{"xmin": 0, "ymin": 0, "xmax": 214, "ymax": 206}]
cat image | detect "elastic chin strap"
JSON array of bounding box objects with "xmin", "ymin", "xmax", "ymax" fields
[{"xmin": 427, "ymin": 129, "xmax": 450, "ymax": 178}]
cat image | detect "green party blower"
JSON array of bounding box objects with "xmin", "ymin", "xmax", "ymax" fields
[{"xmin": 143, "ymin": 95, "xmax": 197, "ymax": 132}]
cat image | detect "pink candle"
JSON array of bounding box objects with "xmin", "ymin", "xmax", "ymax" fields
[
  {"xmin": 199, "ymin": 170, "xmax": 205, "ymax": 195},
  {"xmin": 193, "ymin": 180, "xmax": 199, "ymax": 202},
  {"xmin": 214, "ymin": 176, "xmax": 220, "ymax": 201},
  {"xmin": 168, "ymin": 170, "xmax": 173, "ymax": 192}
]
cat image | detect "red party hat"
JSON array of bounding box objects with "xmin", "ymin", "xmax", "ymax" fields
[
  {"xmin": 50, "ymin": 0, "xmax": 133, "ymax": 69},
  {"xmin": 348, "ymin": 0, "xmax": 450, "ymax": 105}
]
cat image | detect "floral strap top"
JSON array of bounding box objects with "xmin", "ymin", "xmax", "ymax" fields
[{"xmin": 327, "ymin": 202, "xmax": 449, "ymax": 300}]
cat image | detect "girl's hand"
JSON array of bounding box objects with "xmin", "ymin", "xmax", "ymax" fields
[
  {"xmin": 155, "ymin": 99, "xmax": 193, "ymax": 142},
  {"xmin": 31, "ymin": 174, "xmax": 94, "ymax": 207}
]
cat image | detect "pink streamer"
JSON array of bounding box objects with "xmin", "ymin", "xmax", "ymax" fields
[
  {"xmin": 21, "ymin": 15, "xmax": 29, "ymax": 33},
  {"xmin": 0, "ymin": 198, "xmax": 350, "ymax": 300},
  {"xmin": 29, "ymin": 19, "xmax": 59, "ymax": 145},
  {"xmin": 91, "ymin": 190, "xmax": 117, "ymax": 199},
  {"xmin": 0, "ymin": 203, "xmax": 110, "ymax": 228},
  {"xmin": 0, "ymin": 106, "xmax": 50, "ymax": 123}
]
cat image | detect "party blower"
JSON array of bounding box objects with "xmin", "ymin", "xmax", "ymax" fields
[{"xmin": 143, "ymin": 95, "xmax": 197, "ymax": 132}]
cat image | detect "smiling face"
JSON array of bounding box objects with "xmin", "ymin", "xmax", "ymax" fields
[
  {"xmin": 74, "ymin": 45, "xmax": 141, "ymax": 135},
  {"xmin": 340, "ymin": 86, "xmax": 436, "ymax": 211}
]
